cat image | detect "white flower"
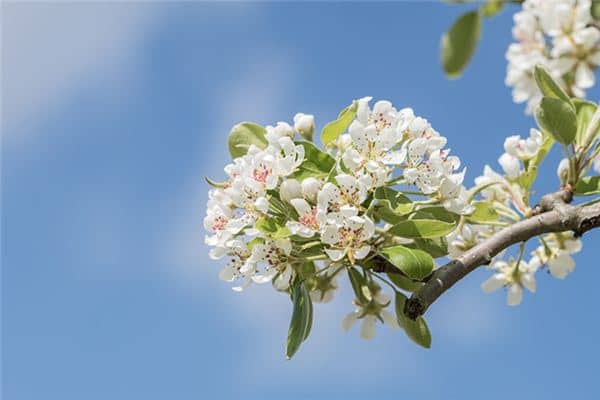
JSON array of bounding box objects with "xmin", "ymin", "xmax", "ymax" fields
[
  {"xmin": 301, "ymin": 177, "xmax": 322, "ymax": 203},
  {"xmin": 249, "ymin": 238, "xmax": 294, "ymax": 289},
  {"xmin": 265, "ymin": 122, "xmax": 294, "ymax": 144},
  {"xmin": 481, "ymin": 258, "xmax": 538, "ymax": 306},
  {"xmin": 293, "ymin": 112, "xmax": 315, "ymax": 140},
  {"xmin": 342, "ymin": 291, "xmax": 397, "ymax": 340},
  {"xmin": 504, "ymin": 129, "xmax": 543, "ymax": 160},
  {"xmin": 530, "ymin": 232, "xmax": 582, "ymax": 279},
  {"xmin": 498, "ymin": 153, "xmax": 521, "ymax": 179},
  {"xmin": 474, "ymin": 165, "xmax": 512, "ymax": 204},
  {"xmin": 447, "ymin": 224, "xmax": 485, "ymax": 258},
  {"xmin": 280, "ymin": 179, "xmax": 302, "ymax": 203},
  {"xmin": 286, "ymin": 198, "xmax": 321, "ymax": 238},
  {"xmin": 556, "ymin": 157, "xmax": 570, "ymax": 184},
  {"xmin": 316, "ymin": 175, "xmax": 368, "ymax": 218},
  {"xmin": 321, "ymin": 213, "xmax": 374, "ymax": 263},
  {"xmin": 217, "ymin": 240, "xmax": 255, "ymax": 292}
]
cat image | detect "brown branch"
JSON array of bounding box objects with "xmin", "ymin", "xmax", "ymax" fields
[{"xmin": 378, "ymin": 190, "xmax": 600, "ymax": 320}]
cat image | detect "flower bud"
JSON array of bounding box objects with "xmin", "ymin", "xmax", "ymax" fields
[
  {"xmin": 336, "ymin": 133, "xmax": 352, "ymax": 151},
  {"xmin": 301, "ymin": 177, "xmax": 321, "ymax": 203},
  {"xmin": 294, "ymin": 113, "xmax": 315, "ymax": 141},
  {"xmin": 557, "ymin": 158, "xmax": 570, "ymax": 184},
  {"xmin": 280, "ymin": 179, "xmax": 302, "ymax": 203},
  {"xmin": 498, "ymin": 153, "xmax": 520, "ymax": 179}
]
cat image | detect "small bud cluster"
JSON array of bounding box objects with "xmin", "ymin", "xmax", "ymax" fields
[{"xmin": 506, "ymin": 0, "xmax": 600, "ymax": 113}]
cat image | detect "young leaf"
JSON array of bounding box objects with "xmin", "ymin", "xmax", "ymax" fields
[
  {"xmin": 408, "ymin": 237, "xmax": 449, "ymax": 259},
  {"xmin": 228, "ymin": 122, "xmax": 268, "ymax": 158},
  {"xmin": 286, "ymin": 279, "xmax": 313, "ymax": 359},
  {"xmin": 592, "ymin": 1, "xmax": 600, "ymax": 20},
  {"xmin": 395, "ymin": 292, "xmax": 432, "ymax": 348},
  {"xmin": 441, "ymin": 10, "xmax": 482, "ymax": 78},
  {"xmin": 321, "ymin": 102, "xmax": 358, "ymax": 146},
  {"xmin": 575, "ymin": 176, "xmax": 600, "ymax": 196},
  {"xmin": 388, "ymin": 219, "xmax": 457, "ymax": 239},
  {"xmin": 481, "ymin": 0, "xmax": 503, "ymax": 18},
  {"xmin": 533, "ymin": 65, "xmax": 573, "ymax": 106},
  {"xmin": 379, "ymin": 245, "xmax": 434, "ymax": 281},
  {"xmin": 255, "ymin": 218, "xmax": 292, "ymax": 239},
  {"xmin": 466, "ymin": 201, "xmax": 500, "ymax": 224},
  {"xmin": 292, "ymin": 141, "xmax": 336, "ymax": 180},
  {"xmin": 205, "ymin": 176, "xmax": 227, "ymax": 188},
  {"xmin": 573, "ymin": 99, "xmax": 598, "ymax": 145},
  {"xmin": 535, "ymin": 97, "xmax": 577, "ymax": 145},
  {"xmin": 388, "ymin": 273, "xmax": 423, "ymax": 292}
]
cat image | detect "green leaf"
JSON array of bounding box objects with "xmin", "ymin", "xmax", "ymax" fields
[
  {"xmin": 286, "ymin": 279, "xmax": 313, "ymax": 359},
  {"xmin": 592, "ymin": 1, "xmax": 600, "ymax": 20},
  {"xmin": 379, "ymin": 245, "xmax": 434, "ymax": 281},
  {"xmin": 408, "ymin": 237, "xmax": 449, "ymax": 259},
  {"xmin": 291, "ymin": 141, "xmax": 336, "ymax": 180},
  {"xmin": 573, "ymin": 98, "xmax": 598, "ymax": 145},
  {"xmin": 575, "ymin": 176, "xmax": 600, "ymax": 196},
  {"xmin": 534, "ymin": 65, "xmax": 573, "ymax": 106},
  {"xmin": 535, "ymin": 97, "xmax": 577, "ymax": 145},
  {"xmin": 411, "ymin": 206, "xmax": 460, "ymax": 224},
  {"xmin": 347, "ymin": 267, "xmax": 371, "ymax": 304},
  {"xmin": 388, "ymin": 219, "xmax": 457, "ymax": 239},
  {"xmin": 228, "ymin": 122, "xmax": 268, "ymax": 159},
  {"xmin": 321, "ymin": 102, "xmax": 358, "ymax": 146},
  {"xmin": 387, "ymin": 273, "xmax": 423, "ymax": 292},
  {"xmin": 441, "ymin": 10, "xmax": 482, "ymax": 78},
  {"xmin": 255, "ymin": 218, "xmax": 291, "ymax": 239},
  {"xmin": 466, "ymin": 201, "xmax": 500, "ymax": 224},
  {"xmin": 205, "ymin": 176, "xmax": 227, "ymax": 188},
  {"xmin": 481, "ymin": 0, "xmax": 504, "ymax": 18},
  {"xmin": 395, "ymin": 292, "xmax": 432, "ymax": 349}
]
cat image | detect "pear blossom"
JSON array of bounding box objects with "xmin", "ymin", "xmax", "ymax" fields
[
  {"xmin": 481, "ymin": 258, "xmax": 538, "ymax": 306},
  {"xmin": 310, "ymin": 272, "xmax": 339, "ymax": 304},
  {"xmin": 342, "ymin": 290, "xmax": 397, "ymax": 340},
  {"xmin": 287, "ymin": 198, "xmax": 322, "ymax": 238},
  {"xmin": 506, "ymin": 0, "xmax": 600, "ymax": 113},
  {"xmin": 321, "ymin": 213, "xmax": 374, "ymax": 263},
  {"xmin": 504, "ymin": 129, "xmax": 543, "ymax": 160},
  {"xmin": 249, "ymin": 238, "xmax": 294, "ymax": 290},
  {"xmin": 280, "ymin": 179, "xmax": 302, "ymax": 203},
  {"xmin": 557, "ymin": 157, "xmax": 570, "ymax": 183},
  {"xmin": 530, "ymin": 232, "xmax": 582, "ymax": 279},
  {"xmin": 301, "ymin": 177, "xmax": 322, "ymax": 203},
  {"xmin": 293, "ymin": 112, "xmax": 315, "ymax": 140},
  {"xmin": 498, "ymin": 153, "xmax": 521, "ymax": 179}
]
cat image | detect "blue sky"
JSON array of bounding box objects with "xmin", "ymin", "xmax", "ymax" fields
[{"xmin": 3, "ymin": 2, "xmax": 600, "ymax": 399}]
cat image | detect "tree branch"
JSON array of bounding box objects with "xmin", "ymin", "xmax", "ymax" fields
[{"xmin": 376, "ymin": 190, "xmax": 600, "ymax": 320}]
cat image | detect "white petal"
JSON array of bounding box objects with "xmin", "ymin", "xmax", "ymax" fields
[
  {"xmin": 325, "ymin": 248, "xmax": 346, "ymax": 261},
  {"xmin": 481, "ymin": 274, "xmax": 505, "ymax": 293},
  {"xmin": 360, "ymin": 315, "xmax": 377, "ymax": 340},
  {"xmin": 507, "ymin": 284, "xmax": 523, "ymax": 306},
  {"xmin": 341, "ymin": 312, "xmax": 359, "ymax": 332}
]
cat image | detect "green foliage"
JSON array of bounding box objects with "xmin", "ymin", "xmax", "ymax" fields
[
  {"xmin": 205, "ymin": 176, "xmax": 227, "ymax": 188},
  {"xmin": 592, "ymin": 1, "xmax": 600, "ymax": 20},
  {"xmin": 379, "ymin": 245, "xmax": 435, "ymax": 281},
  {"xmin": 466, "ymin": 201, "xmax": 500, "ymax": 224},
  {"xmin": 481, "ymin": 0, "xmax": 504, "ymax": 18},
  {"xmin": 286, "ymin": 279, "xmax": 313, "ymax": 359},
  {"xmin": 407, "ymin": 237, "xmax": 449, "ymax": 259},
  {"xmin": 255, "ymin": 218, "xmax": 292, "ymax": 239},
  {"xmin": 372, "ymin": 187, "xmax": 414, "ymax": 223},
  {"xmin": 387, "ymin": 272, "xmax": 423, "ymax": 292},
  {"xmin": 292, "ymin": 141, "xmax": 336, "ymax": 180},
  {"xmin": 227, "ymin": 122, "xmax": 268, "ymax": 158},
  {"xmin": 321, "ymin": 102, "xmax": 358, "ymax": 146},
  {"xmin": 575, "ymin": 176, "xmax": 600, "ymax": 196},
  {"xmin": 394, "ymin": 292, "xmax": 432, "ymax": 349},
  {"xmin": 534, "ymin": 65, "xmax": 573, "ymax": 106},
  {"xmin": 441, "ymin": 10, "xmax": 482, "ymax": 78},
  {"xmin": 535, "ymin": 97, "xmax": 577, "ymax": 145},
  {"xmin": 573, "ymin": 99, "xmax": 599, "ymax": 145},
  {"xmin": 388, "ymin": 218, "xmax": 457, "ymax": 239}
]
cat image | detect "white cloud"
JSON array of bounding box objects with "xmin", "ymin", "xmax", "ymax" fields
[{"xmin": 1, "ymin": 2, "xmax": 158, "ymax": 141}]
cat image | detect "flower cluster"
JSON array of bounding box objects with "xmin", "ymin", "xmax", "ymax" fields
[
  {"xmin": 446, "ymin": 126, "xmax": 585, "ymax": 305},
  {"xmin": 506, "ymin": 0, "xmax": 600, "ymax": 113},
  {"xmin": 205, "ymin": 97, "xmax": 473, "ymax": 342}
]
